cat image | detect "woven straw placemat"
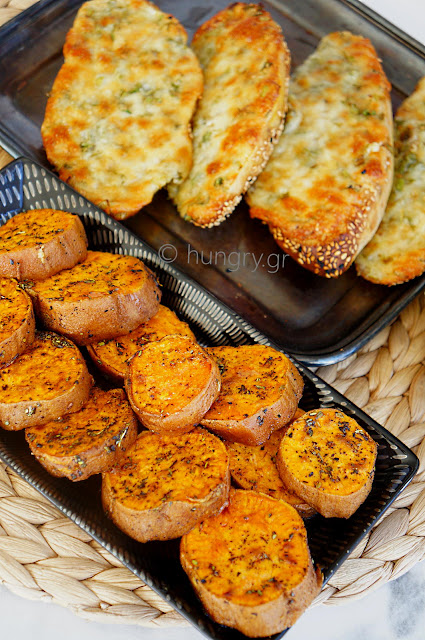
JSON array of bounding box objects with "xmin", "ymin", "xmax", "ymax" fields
[{"xmin": 1, "ymin": 0, "xmax": 425, "ymax": 627}]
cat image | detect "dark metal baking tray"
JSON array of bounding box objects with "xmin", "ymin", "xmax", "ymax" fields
[
  {"xmin": 0, "ymin": 0, "xmax": 425, "ymax": 366},
  {"xmin": 0, "ymin": 157, "xmax": 419, "ymax": 639}
]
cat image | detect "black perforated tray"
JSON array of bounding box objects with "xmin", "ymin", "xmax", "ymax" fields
[{"xmin": 0, "ymin": 157, "xmax": 419, "ymax": 639}]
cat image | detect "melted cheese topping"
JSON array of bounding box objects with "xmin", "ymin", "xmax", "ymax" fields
[
  {"xmin": 357, "ymin": 77, "xmax": 425, "ymax": 284},
  {"xmin": 247, "ymin": 31, "xmax": 393, "ymax": 277},
  {"xmin": 0, "ymin": 277, "xmax": 31, "ymax": 342},
  {"xmin": 170, "ymin": 3, "xmax": 289, "ymax": 227},
  {"xmin": 42, "ymin": 0, "xmax": 203, "ymax": 219}
]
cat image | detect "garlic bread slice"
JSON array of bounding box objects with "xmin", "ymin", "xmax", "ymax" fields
[
  {"xmin": 169, "ymin": 3, "xmax": 290, "ymax": 227},
  {"xmin": 247, "ymin": 31, "xmax": 393, "ymax": 277},
  {"xmin": 357, "ymin": 77, "xmax": 425, "ymax": 284},
  {"xmin": 42, "ymin": 0, "xmax": 203, "ymax": 220}
]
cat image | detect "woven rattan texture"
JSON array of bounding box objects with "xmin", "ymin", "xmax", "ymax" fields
[{"xmin": 1, "ymin": 0, "xmax": 425, "ymax": 626}]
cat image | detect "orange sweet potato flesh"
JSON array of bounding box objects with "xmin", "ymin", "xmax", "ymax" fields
[
  {"xmin": 180, "ymin": 489, "xmax": 322, "ymax": 637},
  {"xmin": 87, "ymin": 305, "xmax": 195, "ymax": 382},
  {"xmin": 26, "ymin": 250, "xmax": 161, "ymax": 345},
  {"xmin": 26, "ymin": 387, "xmax": 138, "ymax": 481},
  {"xmin": 200, "ymin": 345, "xmax": 303, "ymax": 445},
  {"xmin": 277, "ymin": 408, "xmax": 378, "ymax": 518},
  {"xmin": 0, "ymin": 277, "xmax": 35, "ymax": 367},
  {"xmin": 0, "ymin": 332, "xmax": 92, "ymax": 430},
  {"xmin": 0, "ymin": 209, "xmax": 87, "ymax": 280},
  {"xmin": 102, "ymin": 427, "xmax": 230, "ymax": 542},
  {"xmin": 125, "ymin": 335, "xmax": 221, "ymax": 433}
]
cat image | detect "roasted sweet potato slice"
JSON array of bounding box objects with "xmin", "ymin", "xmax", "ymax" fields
[
  {"xmin": 0, "ymin": 277, "xmax": 35, "ymax": 367},
  {"xmin": 180, "ymin": 489, "xmax": 322, "ymax": 637},
  {"xmin": 0, "ymin": 332, "xmax": 92, "ymax": 430},
  {"xmin": 102, "ymin": 427, "xmax": 230, "ymax": 542},
  {"xmin": 26, "ymin": 251, "xmax": 161, "ymax": 345},
  {"xmin": 0, "ymin": 209, "xmax": 87, "ymax": 280},
  {"xmin": 277, "ymin": 408, "xmax": 377, "ymax": 518},
  {"xmin": 200, "ymin": 345, "xmax": 303, "ymax": 445},
  {"xmin": 125, "ymin": 335, "xmax": 220, "ymax": 433},
  {"xmin": 26, "ymin": 387, "xmax": 138, "ymax": 481},
  {"xmin": 225, "ymin": 410, "xmax": 315, "ymax": 518},
  {"xmin": 87, "ymin": 305, "xmax": 195, "ymax": 382}
]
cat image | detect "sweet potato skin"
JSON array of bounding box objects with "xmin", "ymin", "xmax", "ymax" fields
[
  {"xmin": 0, "ymin": 210, "xmax": 88, "ymax": 280},
  {"xmin": 26, "ymin": 388, "xmax": 138, "ymax": 481},
  {"xmin": 102, "ymin": 428, "xmax": 230, "ymax": 542},
  {"xmin": 200, "ymin": 345, "xmax": 303, "ymax": 445},
  {"xmin": 125, "ymin": 335, "xmax": 221, "ymax": 433},
  {"xmin": 87, "ymin": 305, "xmax": 195, "ymax": 382},
  {"xmin": 0, "ymin": 277, "xmax": 35, "ymax": 367},
  {"xmin": 180, "ymin": 489, "xmax": 322, "ymax": 637},
  {"xmin": 27, "ymin": 251, "xmax": 161, "ymax": 345},
  {"xmin": 0, "ymin": 332, "xmax": 92, "ymax": 430},
  {"xmin": 277, "ymin": 408, "xmax": 377, "ymax": 518}
]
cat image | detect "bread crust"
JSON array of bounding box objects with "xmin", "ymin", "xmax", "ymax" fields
[
  {"xmin": 180, "ymin": 489, "xmax": 322, "ymax": 637},
  {"xmin": 0, "ymin": 210, "xmax": 87, "ymax": 280},
  {"xmin": 0, "ymin": 332, "xmax": 92, "ymax": 430},
  {"xmin": 200, "ymin": 345, "xmax": 303, "ymax": 445},
  {"xmin": 125, "ymin": 335, "xmax": 221, "ymax": 432},
  {"xmin": 27, "ymin": 251, "xmax": 161, "ymax": 345},
  {"xmin": 102, "ymin": 428, "xmax": 230, "ymax": 542},
  {"xmin": 170, "ymin": 3, "xmax": 290, "ymax": 227},
  {"xmin": 25, "ymin": 388, "xmax": 138, "ymax": 481},
  {"xmin": 277, "ymin": 408, "xmax": 377, "ymax": 518},
  {"xmin": 247, "ymin": 31, "xmax": 393, "ymax": 277},
  {"xmin": 0, "ymin": 277, "xmax": 35, "ymax": 368}
]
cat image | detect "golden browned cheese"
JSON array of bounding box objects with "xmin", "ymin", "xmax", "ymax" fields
[
  {"xmin": 277, "ymin": 408, "xmax": 377, "ymax": 518},
  {"xmin": 357, "ymin": 77, "xmax": 425, "ymax": 284},
  {"xmin": 41, "ymin": 0, "xmax": 203, "ymax": 219},
  {"xmin": 0, "ymin": 332, "xmax": 92, "ymax": 430},
  {"xmin": 247, "ymin": 31, "xmax": 393, "ymax": 277},
  {"xmin": 180, "ymin": 489, "xmax": 322, "ymax": 636},
  {"xmin": 125, "ymin": 335, "xmax": 221, "ymax": 432},
  {"xmin": 169, "ymin": 3, "xmax": 290, "ymax": 227},
  {"xmin": 200, "ymin": 345, "xmax": 303, "ymax": 445},
  {"xmin": 102, "ymin": 427, "xmax": 230, "ymax": 541},
  {"xmin": 0, "ymin": 210, "xmax": 87, "ymax": 280},
  {"xmin": 26, "ymin": 388, "xmax": 138, "ymax": 481},
  {"xmin": 87, "ymin": 305, "xmax": 195, "ymax": 382},
  {"xmin": 27, "ymin": 251, "xmax": 161, "ymax": 344},
  {"xmin": 0, "ymin": 277, "xmax": 35, "ymax": 367}
]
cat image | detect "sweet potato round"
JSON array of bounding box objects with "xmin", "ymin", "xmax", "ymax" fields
[
  {"xmin": 102, "ymin": 427, "xmax": 230, "ymax": 542},
  {"xmin": 125, "ymin": 335, "xmax": 221, "ymax": 433},
  {"xmin": 0, "ymin": 277, "xmax": 35, "ymax": 367},
  {"xmin": 277, "ymin": 408, "xmax": 378, "ymax": 519},
  {"xmin": 0, "ymin": 331, "xmax": 92, "ymax": 430},
  {"xmin": 27, "ymin": 250, "xmax": 161, "ymax": 345},
  {"xmin": 180, "ymin": 489, "xmax": 322, "ymax": 637},
  {"xmin": 200, "ymin": 345, "xmax": 304, "ymax": 445},
  {"xmin": 0, "ymin": 209, "xmax": 88, "ymax": 280},
  {"xmin": 26, "ymin": 387, "xmax": 138, "ymax": 481},
  {"xmin": 87, "ymin": 305, "xmax": 195, "ymax": 383}
]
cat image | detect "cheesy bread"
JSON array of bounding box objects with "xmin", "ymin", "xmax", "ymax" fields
[
  {"xmin": 42, "ymin": 0, "xmax": 203, "ymax": 220},
  {"xmin": 247, "ymin": 31, "xmax": 393, "ymax": 277},
  {"xmin": 357, "ymin": 77, "xmax": 425, "ymax": 284},
  {"xmin": 169, "ymin": 3, "xmax": 290, "ymax": 227}
]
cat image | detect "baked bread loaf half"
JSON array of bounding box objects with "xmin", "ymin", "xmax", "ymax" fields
[
  {"xmin": 0, "ymin": 277, "xmax": 35, "ymax": 368},
  {"xmin": 357, "ymin": 77, "xmax": 425, "ymax": 284},
  {"xmin": 247, "ymin": 31, "xmax": 393, "ymax": 277},
  {"xmin": 180, "ymin": 489, "xmax": 322, "ymax": 637},
  {"xmin": 169, "ymin": 2, "xmax": 290, "ymax": 227},
  {"xmin": 102, "ymin": 428, "xmax": 230, "ymax": 542},
  {"xmin": 0, "ymin": 210, "xmax": 87, "ymax": 280},
  {"xmin": 200, "ymin": 345, "xmax": 303, "ymax": 445},
  {"xmin": 42, "ymin": 0, "xmax": 203, "ymax": 219},
  {"xmin": 277, "ymin": 408, "xmax": 377, "ymax": 518}
]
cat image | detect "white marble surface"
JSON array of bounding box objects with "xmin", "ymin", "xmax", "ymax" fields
[{"xmin": 1, "ymin": 1, "xmax": 425, "ymax": 640}]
